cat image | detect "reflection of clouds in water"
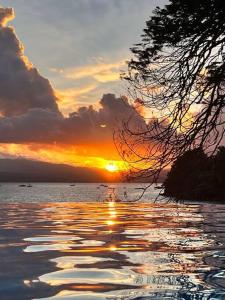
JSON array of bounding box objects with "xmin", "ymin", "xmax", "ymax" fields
[
  {"xmin": 24, "ymin": 236, "xmax": 81, "ymax": 242},
  {"xmin": 0, "ymin": 201, "xmax": 225, "ymax": 299},
  {"xmin": 51, "ymin": 256, "xmax": 114, "ymax": 269},
  {"xmin": 23, "ymin": 235, "xmax": 83, "ymax": 252},
  {"xmin": 39, "ymin": 268, "xmax": 136, "ymax": 286},
  {"xmin": 24, "ymin": 244, "xmax": 73, "ymax": 253},
  {"xmin": 36, "ymin": 290, "xmax": 120, "ymax": 300},
  {"xmin": 80, "ymin": 240, "xmax": 105, "ymax": 247}
]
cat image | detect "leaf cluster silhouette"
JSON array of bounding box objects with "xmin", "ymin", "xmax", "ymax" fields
[
  {"xmin": 164, "ymin": 147, "xmax": 225, "ymax": 201},
  {"xmin": 118, "ymin": 0, "xmax": 225, "ymax": 182}
]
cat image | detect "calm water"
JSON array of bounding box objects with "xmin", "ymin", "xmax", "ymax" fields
[{"xmin": 1, "ymin": 183, "xmax": 225, "ymax": 299}]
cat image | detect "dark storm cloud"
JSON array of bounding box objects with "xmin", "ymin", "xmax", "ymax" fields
[
  {"xmin": 0, "ymin": 94, "xmax": 145, "ymax": 144},
  {"xmin": 0, "ymin": 8, "xmax": 60, "ymax": 116}
]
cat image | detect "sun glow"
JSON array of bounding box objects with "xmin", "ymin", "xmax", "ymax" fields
[
  {"xmin": 0, "ymin": 144, "xmax": 128, "ymax": 172},
  {"xmin": 105, "ymin": 162, "xmax": 118, "ymax": 172}
]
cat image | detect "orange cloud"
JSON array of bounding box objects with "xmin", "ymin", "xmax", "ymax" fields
[
  {"xmin": 0, "ymin": 7, "xmax": 14, "ymax": 27},
  {"xmin": 52, "ymin": 60, "xmax": 125, "ymax": 83},
  {"xmin": 56, "ymin": 83, "xmax": 98, "ymax": 115}
]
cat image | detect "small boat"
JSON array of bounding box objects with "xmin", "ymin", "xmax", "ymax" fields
[
  {"xmin": 70, "ymin": 184, "xmax": 75, "ymax": 186},
  {"xmin": 100, "ymin": 184, "xmax": 108, "ymax": 188},
  {"xmin": 19, "ymin": 184, "xmax": 26, "ymax": 187},
  {"xmin": 27, "ymin": 184, "xmax": 32, "ymax": 188}
]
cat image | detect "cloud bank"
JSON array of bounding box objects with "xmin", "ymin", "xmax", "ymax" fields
[
  {"xmin": 0, "ymin": 7, "xmax": 145, "ymax": 149},
  {"xmin": 0, "ymin": 94, "xmax": 144, "ymax": 145}
]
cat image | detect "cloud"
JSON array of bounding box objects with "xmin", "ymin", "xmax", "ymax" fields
[
  {"xmin": 0, "ymin": 7, "xmax": 60, "ymax": 116},
  {"xmin": 0, "ymin": 94, "xmax": 145, "ymax": 145},
  {"xmin": 0, "ymin": 7, "xmax": 14, "ymax": 26},
  {"xmin": 0, "ymin": 6, "xmax": 147, "ymax": 169},
  {"xmin": 0, "ymin": 108, "xmax": 63, "ymax": 143},
  {"xmin": 53, "ymin": 60, "xmax": 125, "ymax": 83},
  {"xmin": 56, "ymin": 83, "xmax": 98, "ymax": 115}
]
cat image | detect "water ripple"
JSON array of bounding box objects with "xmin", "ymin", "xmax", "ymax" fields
[{"xmin": 1, "ymin": 200, "xmax": 225, "ymax": 299}]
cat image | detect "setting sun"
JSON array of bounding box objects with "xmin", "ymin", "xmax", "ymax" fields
[{"xmin": 105, "ymin": 162, "xmax": 118, "ymax": 172}]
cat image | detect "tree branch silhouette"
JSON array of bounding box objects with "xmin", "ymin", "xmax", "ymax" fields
[{"xmin": 117, "ymin": 0, "xmax": 225, "ymax": 183}]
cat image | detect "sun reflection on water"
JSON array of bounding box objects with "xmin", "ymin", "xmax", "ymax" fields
[{"xmin": 1, "ymin": 201, "xmax": 225, "ymax": 299}]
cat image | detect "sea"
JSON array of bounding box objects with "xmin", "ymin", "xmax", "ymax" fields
[{"xmin": 0, "ymin": 183, "xmax": 225, "ymax": 299}]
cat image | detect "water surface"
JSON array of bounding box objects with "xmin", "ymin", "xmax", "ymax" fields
[{"xmin": 0, "ymin": 184, "xmax": 225, "ymax": 299}]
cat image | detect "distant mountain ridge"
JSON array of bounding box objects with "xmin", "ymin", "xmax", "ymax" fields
[
  {"xmin": 0, "ymin": 158, "xmax": 120, "ymax": 182},
  {"xmin": 0, "ymin": 158, "xmax": 167, "ymax": 183}
]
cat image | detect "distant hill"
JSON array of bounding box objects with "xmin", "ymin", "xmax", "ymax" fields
[
  {"xmin": 0, "ymin": 159, "xmax": 121, "ymax": 183},
  {"xmin": 0, "ymin": 158, "xmax": 167, "ymax": 183}
]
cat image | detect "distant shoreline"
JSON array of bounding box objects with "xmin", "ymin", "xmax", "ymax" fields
[{"xmin": 0, "ymin": 158, "xmax": 166, "ymax": 184}]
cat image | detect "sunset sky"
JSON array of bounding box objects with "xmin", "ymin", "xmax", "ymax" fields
[{"xmin": 0, "ymin": 0, "xmax": 166, "ymax": 172}]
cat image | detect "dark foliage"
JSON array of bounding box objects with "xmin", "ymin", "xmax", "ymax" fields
[
  {"xmin": 117, "ymin": 0, "xmax": 225, "ymax": 183},
  {"xmin": 164, "ymin": 146, "xmax": 225, "ymax": 201}
]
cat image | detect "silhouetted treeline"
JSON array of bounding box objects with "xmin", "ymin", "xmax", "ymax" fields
[{"xmin": 164, "ymin": 147, "xmax": 225, "ymax": 201}]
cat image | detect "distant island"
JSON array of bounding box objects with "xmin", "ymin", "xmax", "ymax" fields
[{"xmin": 164, "ymin": 147, "xmax": 225, "ymax": 202}]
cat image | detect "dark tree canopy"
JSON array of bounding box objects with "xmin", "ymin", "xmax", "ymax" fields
[
  {"xmin": 118, "ymin": 0, "xmax": 225, "ymax": 182},
  {"xmin": 164, "ymin": 147, "xmax": 225, "ymax": 201}
]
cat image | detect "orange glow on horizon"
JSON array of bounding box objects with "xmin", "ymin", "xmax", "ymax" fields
[{"xmin": 0, "ymin": 143, "xmax": 128, "ymax": 173}]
